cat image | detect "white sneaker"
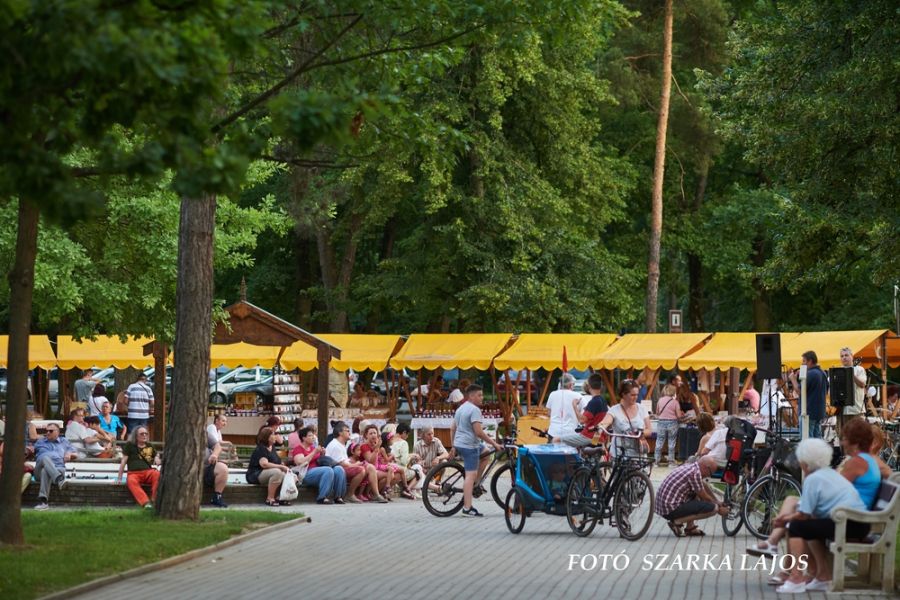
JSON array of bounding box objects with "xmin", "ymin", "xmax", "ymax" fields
[
  {"xmin": 804, "ymin": 579, "xmax": 831, "ymax": 592},
  {"xmin": 34, "ymin": 501, "xmax": 49, "ymax": 511},
  {"xmin": 775, "ymin": 580, "xmax": 807, "ymax": 594}
]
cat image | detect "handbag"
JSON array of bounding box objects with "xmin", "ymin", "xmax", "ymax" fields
[{"xmin": 279, "ymin": 471, "xmax": 299, "ymax": 501}]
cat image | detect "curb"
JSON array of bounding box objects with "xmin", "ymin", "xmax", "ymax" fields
[{"xmin": 40, "ymin": 515, "xmax": 311, "ymax": 600}]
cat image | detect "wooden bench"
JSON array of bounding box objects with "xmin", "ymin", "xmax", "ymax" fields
[
  {"xmin": 23, "ymin": 480, "xmax": 316, "ymax": 507},
  {"xmin": 829, "ymin": 472, "xmax": 900, "ymax": 592}
]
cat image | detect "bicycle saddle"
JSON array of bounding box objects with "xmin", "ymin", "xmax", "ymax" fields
[{"xmin": 582, "ymin": 446, "xmax": 606, "ymax": 457}]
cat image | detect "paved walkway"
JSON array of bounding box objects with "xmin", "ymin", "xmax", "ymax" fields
[{"xmin": 69, "ymin": 467, "xmax": 887, "ymax": 600}]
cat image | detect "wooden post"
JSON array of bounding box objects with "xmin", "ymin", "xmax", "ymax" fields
[
  {"xmin": 399, "ymin": 373, "xmax": 413, "ymax": 415},
  {"xmin": 153, "ymin": 345, "xmax": 167, "ymax": 441},
  {"xmin": 316, "ymin": 347, "xmax": 332, "ymax": 446},
  {"xmin": 601, "ymin": 370, "xmax": 618, "ymax": 405},
  {"xmin": 538, "ymin": 372, "xmax": 553, "ymax": 408},
  {"xmin": 385, "ymin": 368, "xmax": 396, "ymax": 420},
  {"xmin": 60, "ymin": 369, "xmax": 71, "ymax": 418},
  {"xmin": 881, "ymin": 337, "xmax": 889, "ymax": 412},
  {"xmin": 526, "ymin": 369, "xmax": 532, "ymax": 410}
]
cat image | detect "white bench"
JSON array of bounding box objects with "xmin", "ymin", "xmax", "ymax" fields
[{"xmin": 830, "ymin": 472, "xmax": 900, "ymax": 592}]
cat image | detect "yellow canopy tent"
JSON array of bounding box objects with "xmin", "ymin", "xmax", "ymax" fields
[
  {"xmin": 56, "ymin": 335, "xmax": 158, "ymax": 369},
  {"xmin": 280, "ymin": 334, "xmax": 404, "ymax": 372},
  {"xmin": 0, "ymin": 335, "xmax": 57, "ymax": 369},
  {"xmin": 493, "ymin": 333, "xmax": 617, "ymax": 371},
  {"xmin": 678, "ymin": 332, "xmax": 802, "ymax": 371},
  {"xmin": 389, "ymin": 333, "xmax": 513, "ymax": 371},
  {"xmin": 389, "ymin": 333, "xmax": 513, "ymax": 421},
  {"xmin": 596, "ymin": 333, "xmax": 711, "ymax": 371},
  {"xmin": 780, "ymin": 330, "xmax": 891, "ymax": 369},
  {"xmin": 853, "ymin": 331, "xmax": 900, "ymax": 368}
]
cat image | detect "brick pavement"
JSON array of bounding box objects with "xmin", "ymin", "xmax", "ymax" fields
[{"xmin": 65, "ymin": 466, "xmax": 889, "ymax": 600}]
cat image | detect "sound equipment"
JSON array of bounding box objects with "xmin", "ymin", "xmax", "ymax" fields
[
  {"xmin": 755, "ymin": 334, "xmax": 782, "ymax": 380},
  {"xmin": 829, "ymin": 367, "xmax": 854, "ymax": 408},
  {"xmin": 676, "ymin": 426, "xmax": 701, "ymax": 461}
]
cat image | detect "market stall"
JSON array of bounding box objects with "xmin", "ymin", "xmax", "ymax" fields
[
  {"xmin": 0, "ymin": 335, "xmax": 57, "ymax": 417},
  {"xmin": 390, "ymin": 333, "xmax": 513, "ymax": 448}
]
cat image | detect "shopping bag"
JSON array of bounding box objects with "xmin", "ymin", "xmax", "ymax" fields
[{"xmin": 279, "ymin": 472, "xmax": 299, "ymax": 502}]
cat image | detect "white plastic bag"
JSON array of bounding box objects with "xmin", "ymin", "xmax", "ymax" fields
[{"xmin": 279, "ymin": 472, "xmax": 299, "ymax": 502}]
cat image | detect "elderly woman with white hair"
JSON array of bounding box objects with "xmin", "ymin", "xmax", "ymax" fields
[{"xmin": 774, "ymin": 438, "xmax": 869, "ymax": 594}]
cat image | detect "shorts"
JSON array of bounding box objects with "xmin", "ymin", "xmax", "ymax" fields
[
  {"xmin": 456, "ymin": 446, "xmax": 482, "ymax": 472},
  {"xmin": 787, "ymin": 518, "xmax": 870, "ymax": 541},
  {"xmin": 559, "ymin": 433, "xmax": 593, "ymax": 448},
  {"xmin": 203, "ymin": 463, "xmax": 217, "ymax": 487},
  {"xmin": 664, "ymin": 500, "xmax": 717, "ymax": 521}
]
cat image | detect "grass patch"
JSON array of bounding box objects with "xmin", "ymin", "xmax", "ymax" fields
[{"xmin": 0, "ymin": 509, "xmax": 299, "ymax": 600}]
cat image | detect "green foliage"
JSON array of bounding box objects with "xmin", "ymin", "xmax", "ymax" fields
[
  {"xmin": 710, "ymin": 0, "xmax": 899, "ymax": 288},
  {"xmin": 0, "ymin": 167, "xmax": 289, "ymax": 339},
  {"xmin": 0, "ymin": 509, "xmax": 298, "ymax": 600}
]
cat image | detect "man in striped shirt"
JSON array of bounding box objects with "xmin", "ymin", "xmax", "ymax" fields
[
  {"xmin": 125, "ymin": 372, "xmax": 154, "ymax": 432},
  {"xmin": 655, "ymin": 455, "xmax": 727, "ymax": 537}
]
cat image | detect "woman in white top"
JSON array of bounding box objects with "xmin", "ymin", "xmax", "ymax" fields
[
  {"xmin": 88, "ymin": 383, "xmax": 108, "ymax": 417},
  {"xmin": 599, "ymin": 380, "xmax": 651, "ymax": 457}
]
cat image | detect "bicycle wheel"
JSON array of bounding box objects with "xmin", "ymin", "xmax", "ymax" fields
[
  {"xmin": 742, "ymin": 474, "xmax": 801, "ymax": 540},
  {"xmin": 721, "ymin": 482, "xmax": 745, "ymax": 537},
  {"xmin": 566, "ymin": 468, "xmax": 600, "ymax": 537},
  {"xmin": 422, "ymin": 461, "xmax": 466, "ymax": 517},
  {"xmin": 490, "ymin": 462, "xmax": 515, "ymax": 510},
  {"xmin": 614, "ymin": 470, "xmax": 654, "ymax": 541},
  {"xmin": 504, "ymin": 488, "xmax": 527, "ymax": 534}
]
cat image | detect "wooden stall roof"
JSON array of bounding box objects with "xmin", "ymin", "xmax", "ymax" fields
[
  {"xmin": 214, "ymin": 299, "xmax": 339, "ymax": 358},
  {"xmin": 279, "ymin": 334, "xmax": 404, "ymax": 372},
  {"xmin": 677, "ymin": 332, "xmax": 802, "ymax": 371},
  {"xmin": 857, "ymin": 333, "xmax": 900, "ymax": 368},
  {"xmin": 389, "ymin": 333, "xmax": 513, "ymax": 371},
  {"xmin": 595, "ymin": 333, "xmax": 711, "ymax": 371},
  {"xmin": 492, "ymin": 333, "xmax": 618, "ymax": 371},
  {"xmin": 780, "ymin": 329, "xmax": 893, "ymax": 369},
  {"xmin": 208, "ymin": 342, "xmax": 280, "ymax": 368},
  {"xmin": 0, "ymin": 335, "xmax": 57, "ymax": 370},
  {"xmin": 56, "ymin": 335, "xmax": 159, "ymax": 370}
]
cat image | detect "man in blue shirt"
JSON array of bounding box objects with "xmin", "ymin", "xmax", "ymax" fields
[
  {"xmin": 796, "ymin": 351, "xmax": 828, "ymax": 438},
  {"xmin": 33, "ymin": 424, "xmax": 77, "ymax": 510}
]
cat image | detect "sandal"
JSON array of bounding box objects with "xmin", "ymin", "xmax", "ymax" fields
[
  {"xmin": 400, "ymin": 490, "xmax": 415, "ymax": 500},
  {"xmin": 667, "ymin": 521, "xmax": 685, "ymax": 537},
  {"xmin": 264, "ymin": 498, "xmax": 279, "ymax": 507},
  {"xmin": 684, "ymin": 526, "xmax": 705, "ymax": 537}
]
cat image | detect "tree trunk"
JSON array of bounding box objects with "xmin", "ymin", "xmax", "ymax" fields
[
  {"xmin": 156, "ymin": 193, "xmax": 216, "ymax": 520},
  {"xmin": 751, "ymin": 237, "xmax": 773, "ymax": 331},
  {"xmin": 329, "ymin": 211, "xmax": 363, "ymax": 333},
  {"xmin": 0, "ymin": 199, "xmax": 39, "ymax": 545},
  {"xmin": 644, "ymin": 0, "xmax": 674, "ymax": 333},
  {"xmin": 688, "ymin": 160, "xmax": 709, "ymax": 332}
]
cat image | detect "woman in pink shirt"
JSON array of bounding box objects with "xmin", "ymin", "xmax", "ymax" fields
[{"xmin": 655, "ymin": 384, "xmax": 684, "ymax": 465}]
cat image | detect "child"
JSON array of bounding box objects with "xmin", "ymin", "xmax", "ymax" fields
[
  {"xmin": 347, "ymin": 442, "xmax": 370, "ymax": 502},
  {"xmin": 548, "ymin": 463, "xmax": 568, "ymax": 503}
]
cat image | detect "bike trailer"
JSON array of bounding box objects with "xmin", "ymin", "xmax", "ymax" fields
[{"xmin": 516, "ymin": 444, "xmax": 581, "ymax": 512}]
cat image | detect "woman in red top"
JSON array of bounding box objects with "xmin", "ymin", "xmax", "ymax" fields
[
  {"xmin": 291, "ymin": 426, "xmax": 347, "ymax": 504},
  {"xmin": 360, "ymin": 425, "xmax": 392, "ymax": 502}
]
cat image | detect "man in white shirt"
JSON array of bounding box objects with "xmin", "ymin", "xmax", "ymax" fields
[
  {"xmin": 546, "ymin": 373, "xmax": 582, "ymax": 438},
  {"xmin": 204, "ymin": 414, "xmax": 229, "ymax": 507},
  {"xmin": 325, "ymin": 422, "xmax": 377, "ymax": 503},
  {"xmin": 838, "ymin": 348, "xmax": 866, "ymax": 435}
]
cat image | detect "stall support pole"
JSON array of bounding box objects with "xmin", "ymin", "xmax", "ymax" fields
[{"xmin": 317, "ymin": 347, "xmax": 332, "ymax": 446}]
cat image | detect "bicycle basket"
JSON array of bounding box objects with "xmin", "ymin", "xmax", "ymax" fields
[{"xmin": 772, "ymin": 438, "xmax": 801, "ymax": 481}]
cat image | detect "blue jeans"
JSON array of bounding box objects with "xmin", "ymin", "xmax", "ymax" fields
[
  {"xmin": 808, "ymin": 418, "xmax": 823, "ymax": 439},
  {"xmin": 655, "ymin": 419, "xmax": 679, "ymax": 464},
  {"xmin": 303, "ymin": 466, "xmax": 347, "ymax": 501},
  {"xmin": 128, "ymin": 418, "xmax": 149, "ymax": 433}
]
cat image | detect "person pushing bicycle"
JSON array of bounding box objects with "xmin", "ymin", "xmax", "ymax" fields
[{"xmin": 450, "ymin": 384, "xmax": 503, "ymax": 517}]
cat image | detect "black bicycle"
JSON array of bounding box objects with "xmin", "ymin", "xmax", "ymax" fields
[
  {"xmin": 740, "ymin": 428, "xmax": 802, "ymax": 539},
  {"xmin": 421, "ymin": 434, "xmax": 518, "ymax": 517},
  {"xmin": 565, "ymin": 429, "xmax": 655, "ymax": 540}
]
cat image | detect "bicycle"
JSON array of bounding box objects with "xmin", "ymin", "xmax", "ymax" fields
[
  {"xmin": 741, "ymin": 427, "xmax": 802, "ymax": 539},
  {"xmin": 879, "ymin": 421, "xmax": 900, "ymax": 470},
  {"xmin": 421, "ymin": 433, "xmax": 518, "ymax": 517},
  {"xmin": 565, "ymin": 429, "xmax": 655, "ymax": 540}
]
